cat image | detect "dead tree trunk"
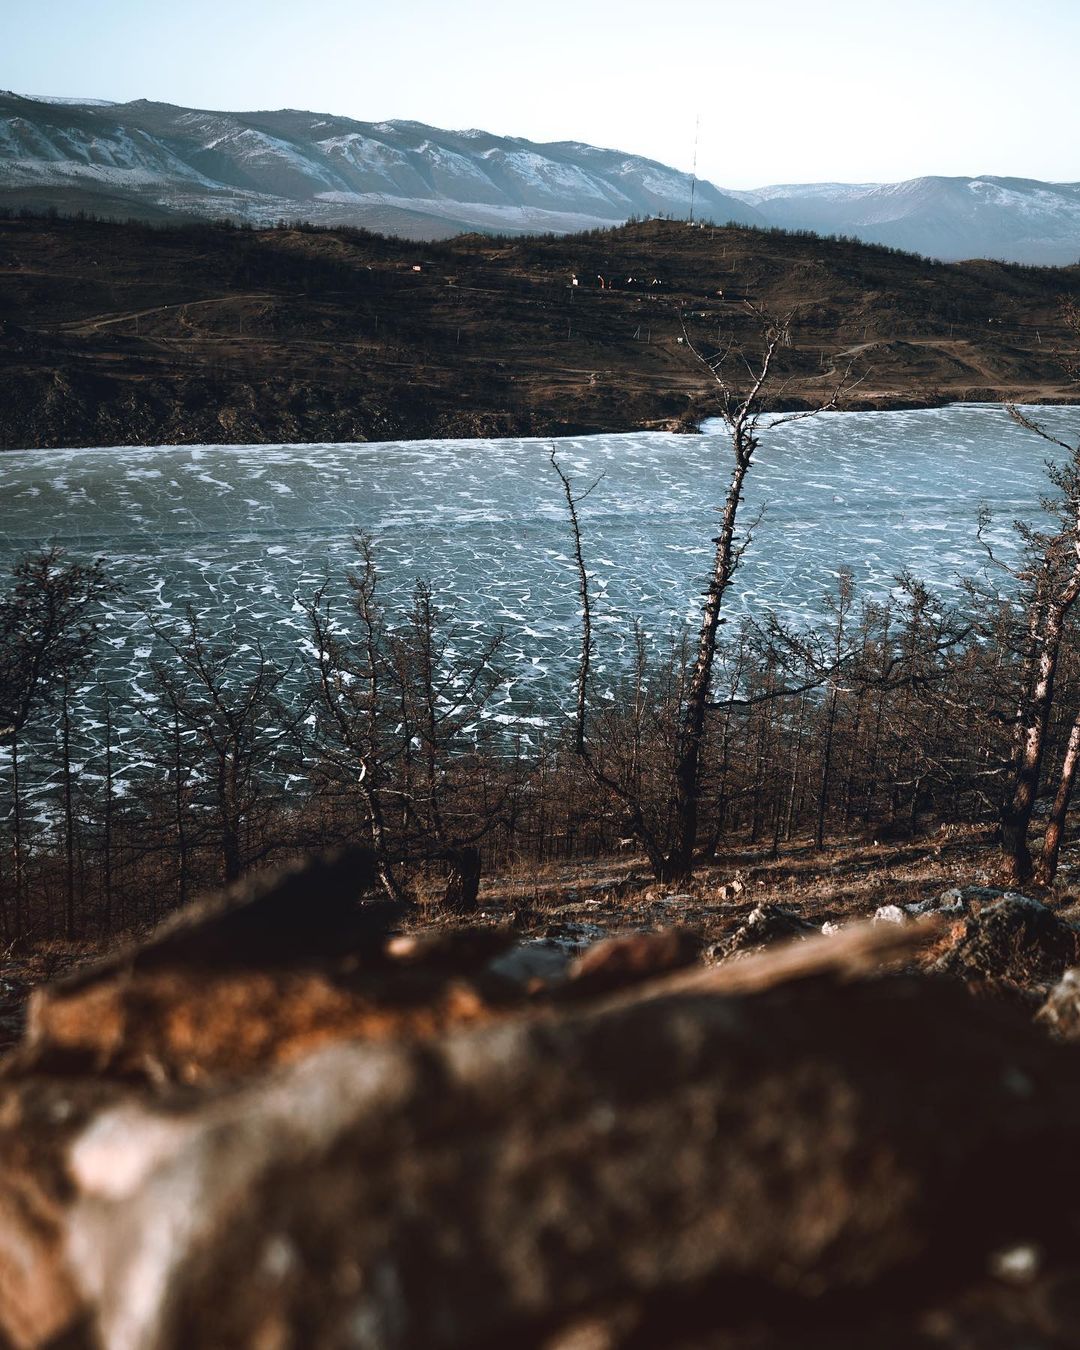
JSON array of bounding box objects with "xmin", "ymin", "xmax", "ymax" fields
[
  {"xmin": 1036, "ymin": 711, "xmax": 1080, "ymax": 886},
  {"xmin": 102, "ymin": 689, "xmax": 115, "ymax": 934},
  {"xmin": 62, "ymin": 677, "xmax": 77, "ymax": 940},
  {"xmin": 442, "ymin": 845, "xmax": 481, "ymax": 914},
  {"xmin": 996, "ymin": 406, "xmax": 1080, "ymax": 887},
  {"xmin": 1000, "ymin": 634, "xmax": 1061, "ymax": 887},
  {"xmin": 10, "ymin": 731, "xmax": 24, "ymax": 938},
  {"xmin": 665, "ymin": 419, "xmax": 758, "ymax": 880},
  {"xmin": 665, "ymin": 311, "xmax": 856, "ymax": 880},
  {"xmin": 554, "ymin": 308, "xmax": 857, "ymax": 882}
]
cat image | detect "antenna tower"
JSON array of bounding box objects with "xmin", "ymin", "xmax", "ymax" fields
[{"xmin": 689, "ymin": 113, "xmax": 700, "ymax": 224}]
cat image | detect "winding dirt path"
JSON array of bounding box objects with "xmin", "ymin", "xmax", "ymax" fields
[{"xmin": 59, "ymin": 293, "xmax": 274, "ymax": 335}]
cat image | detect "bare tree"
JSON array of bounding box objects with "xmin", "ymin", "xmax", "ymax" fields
[
  {"xmin": 302, "ymin": 539, "xmax": 403, "ymax": 900},
  {"xmin": 555, "ymin": 307, "xmax": 857, "ymax": 880},
  {"xmin": 989, "ymin": 406, "xmax": 1080, "ymax": 885},
  {"xmin": 0, "ymin": 548, "xmax": 113, "ymax": 936},
  {"xmin": 303, "ymin": 537, "xmax": 506, "ymax": 909},
  {"xmin": 813, "ymin": 570, "xmax": 855, "ymax": 850},
  {"xmin": 386, "ymin": 579, "xmax": 505, "ymax": 909},
  {"xmin": 146, "ymin": 608, "xmax": 298, "ymax": 887}
]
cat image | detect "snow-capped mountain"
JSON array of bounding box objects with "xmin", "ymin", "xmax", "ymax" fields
[
  {"xmin": 728, "ymin": 177, "xmax": 1080, "ymax": 265},
  {"xmin": 0, "ymin": 92, "xmax": 762, "ymax": 239},
  {"xmin": 2, "ymin": 93, "xmax": 1079, "ymax": 263}
]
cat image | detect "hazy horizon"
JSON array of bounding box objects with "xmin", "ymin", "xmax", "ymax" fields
[{"xmin": 6, "ymin": 0, "xmax": 1079, "ymax": 190}]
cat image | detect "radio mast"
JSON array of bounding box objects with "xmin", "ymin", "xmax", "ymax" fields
[{"xmin": 688, "ymin": 113, "xmax": 700, "ymax": 224}]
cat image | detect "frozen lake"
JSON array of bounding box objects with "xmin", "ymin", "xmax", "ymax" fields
[{"xmin": 1, "ymin": 403, "xmax": 1076, "ymax": 758}]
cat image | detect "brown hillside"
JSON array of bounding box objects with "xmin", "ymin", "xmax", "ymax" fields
[{"xmin": 1, "ymin": 214, "xmax": 1079, "ymax": 449}]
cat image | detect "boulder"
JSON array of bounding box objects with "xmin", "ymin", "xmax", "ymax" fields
[
  {"xmin": 711, "ymin": 904, "xmax": 817, "ymax": 959},
  {"xmin": 18, "ymin": 856, "xmax": 522, "ymax": 1086},
  {"xmin": 11, "ymin": 853, "xmax": 1080, "ymax": 1349},
  {"xmin": 22, "ymin": 962, "xmax": 513, "ymax": 1086},
  {"xmin": 931, "ymin": 894, "xmax": 1080, "ymax": 989}
]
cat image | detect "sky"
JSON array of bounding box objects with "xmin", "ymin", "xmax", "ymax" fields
[{"xmin": 5, "ymin": 0, "xmax": 1079, "ymax": 188}]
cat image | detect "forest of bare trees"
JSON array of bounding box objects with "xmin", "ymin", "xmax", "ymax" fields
[
  {"xmin": 2, "ymin": 489, "xmax": 1080, "ymax": 944},
  {"xmin": 3, "ymin": 307, "xmax": 1080, "ymax": 943}
]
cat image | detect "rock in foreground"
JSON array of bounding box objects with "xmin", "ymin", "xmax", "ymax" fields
[{"xmin": 5, "ymin": 861, "xmax": 1080, "ymax": 1348}]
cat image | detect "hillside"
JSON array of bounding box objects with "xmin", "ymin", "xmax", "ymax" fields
[{"xmin": 2, "ymin": 213, "xmax": 1079, "ymax": 449}]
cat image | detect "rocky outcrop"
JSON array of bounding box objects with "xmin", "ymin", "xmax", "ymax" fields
[{"xmin": 64, "ymin": 964, "xmax": 1079, "ymax": 1350}]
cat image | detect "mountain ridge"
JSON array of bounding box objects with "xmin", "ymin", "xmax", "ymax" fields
[
  {"xmin": 0, "ymin": 91, "xmax": 763, "ymax": 241},
  {"xmin": 2, "ymin": 92, "xmax": 1080, "ymax": 263}
]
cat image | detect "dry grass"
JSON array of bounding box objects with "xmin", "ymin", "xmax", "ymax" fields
[{"xmin": 476, "ymin": 823, "xmax": 1080, "ymax": 945}]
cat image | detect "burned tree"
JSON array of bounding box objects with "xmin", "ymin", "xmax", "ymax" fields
[
  {"xmin": 146, "ymin": 608, "xmax": 297, "ymax": 888},
  {"xmin": 988, "ymin": 407, "xmax": 1080, "ymax": 886},
  {"xmin": 303, "ymin": 537, "xmax": 506, "ymax": 909},
  {"xmin": 0, "ymin": 548, "xmax": 113, "ymax": 937},
  {"xmin": 555, "ymin": 307, "xmax": 856, "ymax": 880}
]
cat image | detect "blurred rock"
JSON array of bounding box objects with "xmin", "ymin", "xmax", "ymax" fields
[
  {"xmin": 383, "ymin": 926, "xmax": 513, "ymax": 972},
  {"xmin": 1036, "ymin": 967, "xmax": 1080, "ymax": 1040},
  {"xmin": 0, "ymin": 1074, "xmax": 131, "ymax": 1349},
  {"xmin": 7, "ymin": 856, "xmax": 1080, "ymax": 1350},
  {"xmin": 487, "ymin": 940, "xmax": 575, "ymax": 989},
  {"xmin": 60, "ymin": 948, "xmax": 1080, "ymax": 1350},
  {"xmin": 564, "ymin": 929, "xmax": 701, "ymax": 996},
  {"xmin": 18, "ymin": 856, "xmax": 520, "ymax": 1086},
  {"xmin": 23, "ymin": 963, "xmax": 511, "ymax": 1086}
]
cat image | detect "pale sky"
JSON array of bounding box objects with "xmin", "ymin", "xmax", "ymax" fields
[{"xmin": 5, "ymin": 0, "xmax": 1078, "ymax": 188}]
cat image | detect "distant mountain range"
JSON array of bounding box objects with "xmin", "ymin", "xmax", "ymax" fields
[
  {"xmin": 3, "ymin": 91, "xmax": 1080, "ymax": 265},
  {"xmin": 727, "ymin": 178, "xmax": 1080, "ymax": 267},
  {"xmin": 0, "ymin": 92, "xmax": 761, "ymax": 240}
]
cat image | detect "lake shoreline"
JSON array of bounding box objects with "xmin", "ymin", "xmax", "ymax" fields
[{"xmin": 5, "ymin": 391, "xmax": 1078, "ymax": 456}]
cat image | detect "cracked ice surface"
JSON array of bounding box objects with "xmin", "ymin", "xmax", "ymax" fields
[{"xmin": 0, "ymin": 404, "xmax": 1073, "ymax": 781}]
